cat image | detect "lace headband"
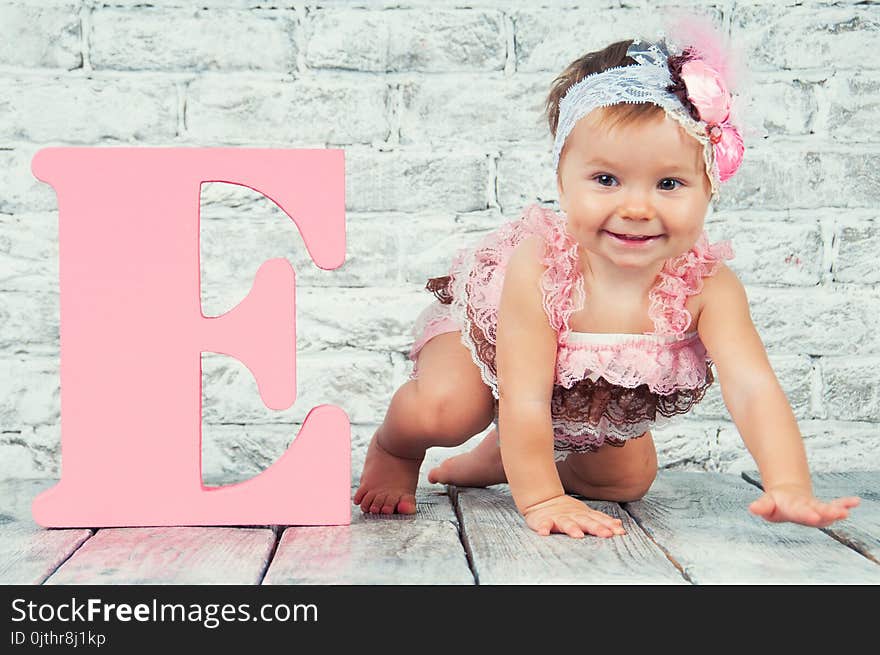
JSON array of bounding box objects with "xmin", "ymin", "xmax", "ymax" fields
[{"xmin": 552, "ymin": 36, "xmax": 745, "ymax": 196}]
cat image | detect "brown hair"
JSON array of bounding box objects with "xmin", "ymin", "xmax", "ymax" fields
[{"xmin": 544, "ymin": 40, "xmax": 701, "ymax": 137}]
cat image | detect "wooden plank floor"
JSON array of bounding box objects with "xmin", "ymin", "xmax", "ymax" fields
[
  {"xmin": 1, "ymin": 472, "xmax": 877, "ymax": 585},
  {"xmin": 263, "ymin": 486, "xmax": 471, "ymax": 584}
]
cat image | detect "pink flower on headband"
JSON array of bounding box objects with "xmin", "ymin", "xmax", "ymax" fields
[
  {"xmin": 713, "ymin": 124, "xmax": 744, "ymax": 182},
  {"xmin": 680, "ymin": 59, "xmax": 729, "ymax": 123},
  {"xmin": 680, "ymin": 58, "xmax": 743, "ymax": 181}
]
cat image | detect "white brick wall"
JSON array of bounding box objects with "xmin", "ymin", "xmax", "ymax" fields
[{"xmin": 0, "ymin": 0, "xmax": 877, "ymax": 483}]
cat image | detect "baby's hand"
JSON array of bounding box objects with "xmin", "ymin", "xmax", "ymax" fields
[
  {"xmin": 522, "ymin": 494, "xmax": 626, "ymax": 539},
  {"xmin": 748, "ymin": 483, "xmax": 861, "ymax": 528}
]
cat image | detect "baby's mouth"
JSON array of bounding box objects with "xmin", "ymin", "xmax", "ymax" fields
[{"xmin": 604, "ymin": 230, "xmax": 663, "ymax": 242}]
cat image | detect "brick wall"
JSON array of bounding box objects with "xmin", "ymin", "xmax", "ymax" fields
[{"xmin": 0, "ymin": 0, "xmax": 877, "ymax": 484}]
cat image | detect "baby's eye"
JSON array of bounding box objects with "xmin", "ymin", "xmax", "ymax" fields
[
  {"xmin": 658, "ymin": 178, "xmax": 683, "ymax": 191},
  {"xmin": 593, "ymin": 174, "xmax": 618, "ymax": 187}
]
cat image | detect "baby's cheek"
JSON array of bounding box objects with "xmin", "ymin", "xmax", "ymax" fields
[
  {"xmin": 673, "ymin": 224, "xmax": 704, "ymax": 253},
  {"xmin": 685, "ymin": 215, "xmax": 706, "ymax": 241}
]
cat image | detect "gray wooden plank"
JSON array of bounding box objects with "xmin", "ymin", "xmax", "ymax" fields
[
  {"xmin": 742, "ymin": 470, "xmax": 880, "ymax": 565},
  {"xmin": 0, "ymin": 479, "xmax": 92, "ymax": 584},
  {"xmin": 625, "ymin": 471, "xmax": 880, "ymax": 584},
  {"xmin": 264, "ymin": 486, "xmax": 472, "ymax": 584},
  {"xmin": 45, "ymin": 526, "xmax": 276, "ymax": 585},
  {"xmin": 455, "ymin": 484, "xmax": 688, "ymax": 584}
]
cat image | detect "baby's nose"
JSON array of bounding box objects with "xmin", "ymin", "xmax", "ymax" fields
[
  {"xmin": 619, "ymin": 204, "xmax": 655, "ymax": 221},
  {"xmin": 618, "ymin": 189, "xmax": 658, "ymax": 220}
]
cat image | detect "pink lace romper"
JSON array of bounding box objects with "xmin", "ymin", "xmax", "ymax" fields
[{"xmin": 408, "ymin": 203, "xmax": 734, "ymax": 461}]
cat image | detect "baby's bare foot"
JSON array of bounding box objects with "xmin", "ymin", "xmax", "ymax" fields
[
  {"xmin": 353, "ymin": 431, "xmax": 423, "ymax": 515},
  {"xmin": 428, "ymin": 429, "xmax": 506, "ymax": 488}
]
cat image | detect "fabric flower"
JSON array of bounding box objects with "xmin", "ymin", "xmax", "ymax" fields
[
  {"xmin": 679, "ymin": 58, "xmax": 744, "ymax": 182},
  {"xmin": 680, "ymin": 59, "xmax": 731, "ymax": 124},
  {"xmin": 714, "ymin": 125, "xmax": 745, "ymax": 182}
]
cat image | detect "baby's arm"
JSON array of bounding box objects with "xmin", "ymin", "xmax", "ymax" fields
[
  {"xmin": 697, "ymin": 264, "xmax": 859, "ymax": 527},
  {"xmin": 495, "ymin": 237, "xmax": 624, "ymax": 539},
  {"xmin": 496, "ymin": 238, "xmax": 561, "ymax": 510}
]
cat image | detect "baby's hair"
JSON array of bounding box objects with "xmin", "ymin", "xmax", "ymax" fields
[{"xmin": 544, "ymin": 39, "xmax": 702, "ymax": 137}]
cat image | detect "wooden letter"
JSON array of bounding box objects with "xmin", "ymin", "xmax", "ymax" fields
[{"xmin": 31, "ymin": 148, "xmax": 350, "ymax": 527}]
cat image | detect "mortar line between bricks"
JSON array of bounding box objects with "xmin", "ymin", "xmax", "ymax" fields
[
  {"xmin": 389, "ymin": 82, "xmax": 402, "ymax": 147},
  {"xmin": 818, "ymin": 216, "xmax": 834, "ymax": 281},
  {"xmin": 809, "ymin": 355, "xmax": 826, "ymax": 419},
  {"xmin": 489, "ymin": 152, "xmax": 500, "ymax": 210},
  {"xmin": 721, "ymin": 1, "xmax": 733, "ymax": 36},
  {"xmin": 502, "ymin": 12, "xmax": 516, "ymax": 76},
  {"xmin": 294, "ymin": 5, "xmax": 308, "ymax": 76},
  {"xmin": 176, "ymin": 81, "xmax": 188, "ymax": 138},
  {"xmin": 825, "ymin": 216, "xmax": 839, "ymax": 282},
  {"xmin": 79, "ymin": 1, "xmax": 93, "ymax": 74}
]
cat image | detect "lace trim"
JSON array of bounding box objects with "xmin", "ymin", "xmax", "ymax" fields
[
  {"xmin": 495, "ymin": 405, "xmax": 669, "ymax": 459},
  {"xmin": 447, "ymin": 225, "xmax": 516, "ymax": 399},
  {"xmin": 552, "ymin": 423, "xmax": 653, "ymax": 460},
  {"xmin": 428, "ymin": 205, "xmax": 578, "ymax": 399},
  {"xmin": 494, "ymin": 404, "xmax": 662, "ymax": 459},
  {"xmin": 551, "ymin": 367, "xmax": 712, "ymax": 451},
  {"xmin": 647, "ymin": 232, "xmax": 735, "ymax": 337},
  {"xmin": 557, "ymin": 332, "xmax": 710, "ymax": 394},
  {"xmin": 528, "ymin": 206, "xmax": 585, "ymax": 342},
  {"xmin": 538, "ymin": 206, "xmax": 733, "ymax": 341}
]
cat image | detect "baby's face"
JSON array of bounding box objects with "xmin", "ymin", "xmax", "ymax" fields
[{"xmin": 556, "ymin": 108, "xmax": 712, "ymax": 270}]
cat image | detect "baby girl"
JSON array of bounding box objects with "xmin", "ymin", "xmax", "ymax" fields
[{"xmin": 353, "ymin": 19, "xmax": 861, "ymax": 539}]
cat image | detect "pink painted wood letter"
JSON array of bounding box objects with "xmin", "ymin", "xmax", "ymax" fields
[{"xmin": 30, "ymin": 148, "xmax": 350, "ymax": 527}]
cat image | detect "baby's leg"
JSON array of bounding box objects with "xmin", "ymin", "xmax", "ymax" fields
[
  {"xmin": 558, "ymin": 432, "xmax": 658, "ymax": 502},
  {"xmin": 428, "ymin": 428, "xmax": 657, "ymax": 495},
  {"xmin": 353, "ymin": 331, "xmax": 496, "ymax": 514},
  {"xmin": 428, "ymin": 426, "xmax": 506, "ymax": 487}
]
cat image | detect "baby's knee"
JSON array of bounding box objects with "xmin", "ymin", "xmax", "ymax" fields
[
  {"xmin": 609, "ymin": 464, "xmax": 658, "ymax": 502},
  {"xmin": 581, "ymin": 478, "xmax": 653, "ymax": 503},
  {"xmin": 415, "ymin": 381, "xmax": 492, "ymax": 444},
  {"xmin": 566, "ymin": 457, "xmax": 657, "ymax": 503},
  {"xmin": 613, "ymin": 439, "xmax": 658, "ymax": 501},
  {"xmin": 627, "ymin": 457, "xmax": 658, "ymax": 498},
  {"xmin": 608, "ymin": 479, "xmax": 654, "ymax": 503}
]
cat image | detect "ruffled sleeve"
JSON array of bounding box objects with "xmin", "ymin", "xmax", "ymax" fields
[
  {"xmin": 647, "ymin": 231, "xmax": 735, "ymax": 338},
  {"xmin": 424, "ymin": 203, "xmax": 581, "ymax": 399},
  {"xmin": 520, "ymin": 205, "xmax": 584, "ymax": 342}
]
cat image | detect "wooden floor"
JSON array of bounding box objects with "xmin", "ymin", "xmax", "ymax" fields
[{"xmin": 1, "ymin": 471, "xmax": 878, "ymax": 585}]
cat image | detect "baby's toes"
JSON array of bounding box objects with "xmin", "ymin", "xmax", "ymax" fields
[
  {"xmin": 352, "ymin": 486, "xmax": 366, "ymax": 505},
  {"xmin": 358, "ymin": 491, "xmax": 378, "ymax": 514},
  {"xmin": 397, "ymin": 493, "xmax": 417, "ymax": 514},
  {"xmin": 380, "ymin": 495, "xmax": 398, "ymax": 514},
  {"xmin": 369, "ymin": 492, "xmax": 390, "ymax": 514}
]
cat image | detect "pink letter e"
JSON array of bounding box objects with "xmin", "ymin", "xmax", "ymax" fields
[{"xmin": 30, "ymin": 148, "xmax": 350, "ymax": 527}]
